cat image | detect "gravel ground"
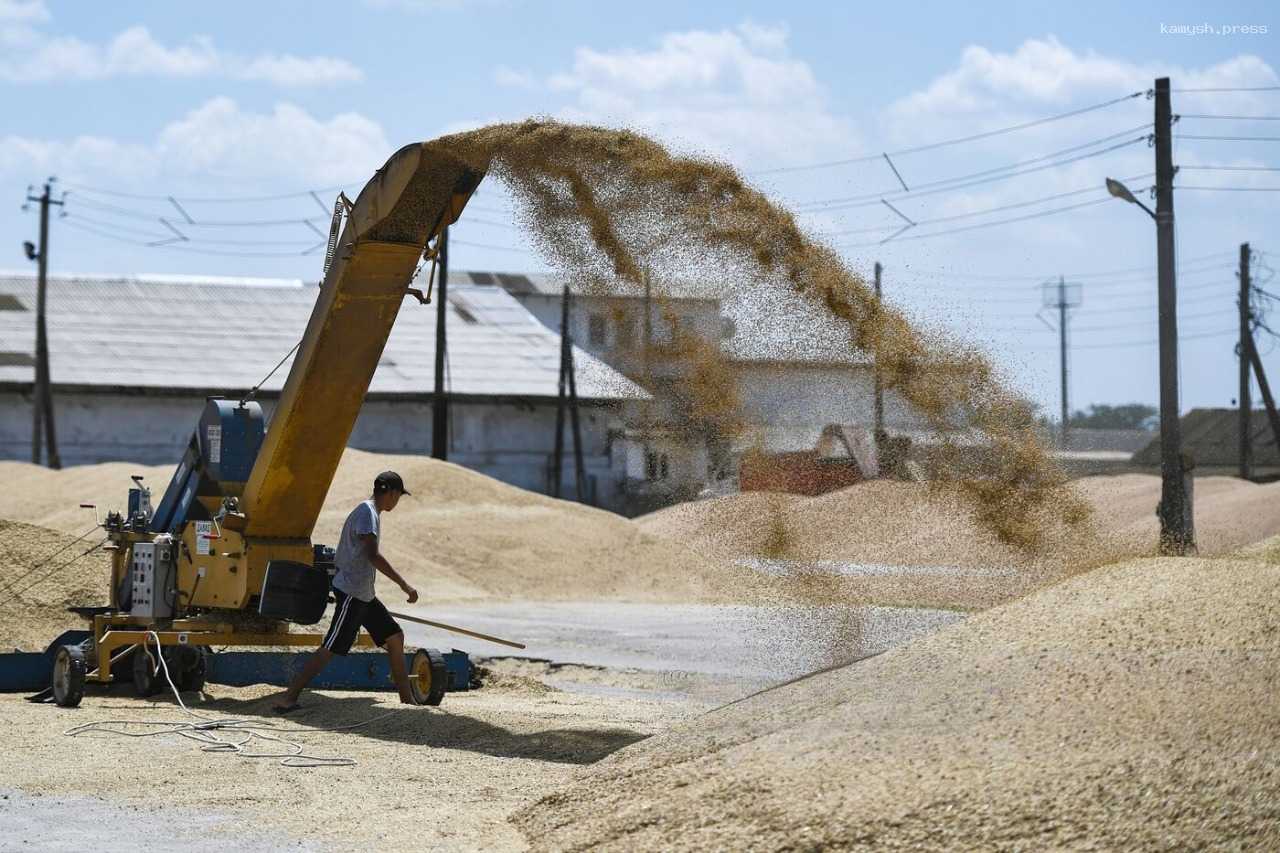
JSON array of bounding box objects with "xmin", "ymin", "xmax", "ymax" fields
[
  {"xmin": 513, "ymin": 551, "xmax": 1280, "ymax": 850},
  {"xmin": 0, "ymin": 671, "xmax": 693, "ymax": 851}
]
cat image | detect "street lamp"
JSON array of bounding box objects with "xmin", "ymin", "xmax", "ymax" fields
[
  {"xmin": 1105, "ymin": 177, "xmax": 1156, "ymax": 220},
  {"xmin": 1104, "ymin": 170, "xmax": 1195, "ymax": 555}
]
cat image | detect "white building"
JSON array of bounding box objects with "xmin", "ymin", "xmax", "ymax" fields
[
  {"xmin": 486, "ymin": 271, "xmax": 935, "ymax": 502},
  {"xmin": 0, "ymin": 272, "xmax": 646, "ymax": 511}
]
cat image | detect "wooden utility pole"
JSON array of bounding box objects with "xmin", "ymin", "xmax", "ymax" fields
[
  {"xmin": 1153, "ymin": 77, "xmax": 1193, "ymax": 555},
  {"xmin": 431, "ymin": 227, "xmax": 449, "ymax": 460},
  {"xmin": 26, "ymin": 180, "xmax": 62, "ymax": 469},
  {"xmin": 553, "ymin": 287, "xmax": 568, "ymax": 497},
  {"xmin": 1239, "ymin": 242, "xmax": 1253, "ymax": 480},
  {"xmin": 552, "ymin": 286, "xmax": 587, "ymax": 500},
  {"xmin": 1057, "ymin": 275, "xmax": 1070, "ymax": 449},
  {"xmin": 1244, "ymin": 333, "xmax": 1280, "ymax": 458},
  {"xmin": 872, "ymin": 262, "xmax": 885, "ymax": 441}
]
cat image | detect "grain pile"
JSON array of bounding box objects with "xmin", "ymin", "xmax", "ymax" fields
[
  {"xmin": 0, "ymin": 449, "xmax": 739, "ymax": 614},
  {"xmin": 642, "ymin": 474, "xmax": 1280, "ymax": 565},
  {"xmin": 638, "ymin": 473, "xmax": 1280, "ymax": 607},
  {"xmin": 514, "ymin": 549, "xmax": 1280, "ymax": 850},
  {"xmin": 0, "ymin": 519, "xmax": 108, "ymax": 651}
]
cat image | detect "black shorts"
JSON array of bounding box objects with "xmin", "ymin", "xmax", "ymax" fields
[{"xmin": 321, "ymin": 588, "xmax": 402, "ymax": 656}]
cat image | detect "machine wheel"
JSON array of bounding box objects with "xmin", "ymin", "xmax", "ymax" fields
[
  {"xmin": 51, "ymin": 645, "xmax": 86, "ymax": 708},
  {"xmin": 409, "ymin": 648, "xmax": 448, "ymax": 706},
  {"xmin": 132, "ymin": 647, "xmax": 160, "ymax": 697},
  {"xmin": 175, "ymin": 646, "xmax": 207, "ymax": 693}
]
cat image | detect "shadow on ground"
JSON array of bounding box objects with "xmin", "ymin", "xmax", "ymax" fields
[{"xmin": 186, "ymin": 691, "xmax": 650, "ymax": 764}]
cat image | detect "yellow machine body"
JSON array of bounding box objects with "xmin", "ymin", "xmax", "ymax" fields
[{"xmin": 85, "ymin": 139, "xmax": 487, "ymax": 681}]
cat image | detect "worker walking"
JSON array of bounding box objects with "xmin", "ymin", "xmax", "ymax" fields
[{"xmin": 274, "ymin": 471, "xmax": 421, "ymax": 712}]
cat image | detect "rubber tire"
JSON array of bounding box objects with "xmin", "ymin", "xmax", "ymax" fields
[
  {"xmin": 409, "ymin": 648, "xmax": 448, "ymax": 707},
  {"xmin": 51, "ymin": 645, "xmax": 86, "ymax": 708},
  {"xmin": 132, "ymin": 647, "xmax": 159, "ymax": 697},
  {"xmin": 176, "ymin": 646, "xmax": 207, "ymax": 693}
]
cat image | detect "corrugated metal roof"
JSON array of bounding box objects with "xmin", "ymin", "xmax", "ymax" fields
[
  {"xmin": 0, "ymin": 272, "xmax": 646, "ymax": 400},
  {"xmin": 1132, "ymin": 407, "xmax": 1279, "ymax": 466}
]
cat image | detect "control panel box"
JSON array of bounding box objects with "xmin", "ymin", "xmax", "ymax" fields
[{"xmin": 131, "ymin": 537, "xmax": 176, "ymax": 620}]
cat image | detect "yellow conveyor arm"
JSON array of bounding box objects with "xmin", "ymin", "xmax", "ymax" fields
[{"xmin": 240, "ymin": 141, "xmax": 484, "ymax": 539}]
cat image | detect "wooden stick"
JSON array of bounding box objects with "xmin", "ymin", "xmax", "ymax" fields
[{"xmin": 387, "ymin": 611, "xmax": 526, "ymax": 649}]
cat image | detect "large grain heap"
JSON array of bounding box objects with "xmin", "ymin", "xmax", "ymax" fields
[{"xmin": 514, "ymin": 548, "xmax": 1280, "ymax": 850}]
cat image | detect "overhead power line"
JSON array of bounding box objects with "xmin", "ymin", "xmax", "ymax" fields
[
  {"xmin": 64, "ymin": 212, "xmax": 318, "ymax": 247},
  {"xmin": 1177, "ymin": 134, "xmax": 1280, "ymax": 142},
  {"xmin": 450, "ymin": 238, "xmax": 531, "ymax": 254},
  {"xmin": 71, "ymin": 195, "xmax": 326, "ymax": 228},
  {"xmin": 891, "ymin": 249, "xmax": 1237, "ymax": 284},
  {"xmin": 820, "ymin": 172, "xmax": 1152, "ymax": 237},
  {"xmin": 1171, "ymin": 86, "xmax": 1280, "ymax": 93},
  {"xmin": 754, "ymin": 90, "xmax": 1145, "ymax": 175},
  {"xmin": 1176, "ymin": 185, "xmax": 1280, "ymax": 192},
  {"xmin": 836, "ymin": 196, "xmax": 1114, "ymax": 249},
  {"xmin": 64, "ymin": 181, "xmax": 364, "ymax": 204},
  {"xmin": 796, "ymin": 133, "xmax": 1149, "ymax": 212},
  {"xmin": 1179, "ymin": 165, "xmax": 1280, "ymax": 171},
  {"xmin": 62, "ymin": 218, "xmax": 325, "ymax": 258},
  {"xmin": 1179, "ymin": 114, "xmax": 1280, "ymax": 120}
]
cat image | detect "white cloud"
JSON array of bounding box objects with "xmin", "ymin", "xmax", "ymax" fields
[
  {"xmin": 0, "ymin": 97, "xmax": 390, "ymax": 186},
  {"xmin": 527, "ymin": 21, "xmax": 858, "ymax": 166},
  {"xmin": 0, "ymin": 0, "xmax": 47, "ymax": 22},
  {"xmin": 492, "ymin": 64, "xmax": 535, "ymax": 89},
  {"xmin": 887, "ymin": 36, "xmax": 1280, "ymax": 131},
  {"xmin": 0, "ymin": 23, "xmax": 362, "ymax": 86}
]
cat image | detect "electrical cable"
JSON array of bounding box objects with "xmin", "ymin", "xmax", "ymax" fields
[
  {"xmin": 0, "ymin": 524, "xmax": 101, "ymax": 597},
  {"xmin": 63, "ymin": 181, "xmax": 365, "ymax": 205},
  {"xmin": 1175, "ymin": 185, "xmax": 1280, "ymax": 192},
  {"xmin": 1171, "ymin": 86, "xmax": 1280, "ymax": 93},
  {"xmin": 1179, "ymin": 165, "xmax": 1280, "ymax": 171},
  {"xmin": 61, "ymin": 219, "xmax": 325, "ymax": 258},
  {"xmin": 819, "ymin": 173, "xmax": 1152, "ymax": 237},
  {"xmin": 64, "ymin": 211, "xmax": 319, "ymax": 247},
  {"xmin": 1177, "ymin": 135, "xmax": 1280, "ymax": 142},
  {"xmin": 836, "ymin": 196, "xmax": 1114, "ymax": 248},
  {"xmin": 7, "ymin": 537, "xmax": 110, "ymax": 599},
  {"xmin": 794, "ymin": 125, "xmax": 1151, "ymax": 209},
  {"xmin": 796, "ymin": 135, "xmax": 1149, "ymax": 212},
  {"xmin": 884, "ymin": 250, "xmax": 1237, "ymax": 284},
  {"xmin": 753, "ymin": 90, "xmax": 1145, "ymax": 174},
  {"xmin": 450, "ymin": 237, "xmax": 532, "ymax": 254},
  {"xmin": 64, "ymin": 632, "xmax": 407, "ymax": 768},
  {"xmin": 1179, "ymin": 114, "xmax": 1280, "ymax": 120},
  {"xmin": 1001, "ymin": 326, "xmax": 1237, "ymax": 351},
  {"xmin": 70, "ymin": 195, "xmax": 327, "ymax": 228}
]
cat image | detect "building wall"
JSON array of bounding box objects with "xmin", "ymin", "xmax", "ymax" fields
[
  {"xmin": 733, "ymin": 363, "xmax": 929, "ymax": 431},
  {"xmin": 0, "ymin": 390, "xmax": 629, "ymax": 511},
  {"xmin": 510, "ymin": 292, "xmax": 725, "ymax": 377}
]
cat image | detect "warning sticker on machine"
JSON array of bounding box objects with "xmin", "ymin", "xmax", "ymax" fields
[
  {"xmin": 195, "ymin": 521, "xmax": 212, "ymax": 555},
  {"xmin": 206, "ymin": 425, "xmax": 221, "ymax": 464}
]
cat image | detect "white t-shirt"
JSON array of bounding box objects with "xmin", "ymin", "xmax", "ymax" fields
[{"xmin": 332, "ymin": 499, "xmax": 379, "ymax": 601}]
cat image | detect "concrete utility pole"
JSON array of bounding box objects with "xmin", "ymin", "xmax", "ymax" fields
[
  {"xmin": 25, "ymin": 180, "xmax": 62, "ymax": 469},
  {"xmin": 872, "ymin": 262, "xmax": 885, "ymax": 440},
  {"xmin": 431, "ymin": 226, "xmax": 449, "ymax": 460},
  {"xmin": 1153, "ymin": 77, "xmax": 1193, "ymax": 555},
  {"xmin": 1239, "ymin": 242, "xmax": 1253, "ymax": 480}
]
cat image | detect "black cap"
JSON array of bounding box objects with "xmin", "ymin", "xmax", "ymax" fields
[{"xmin": 374, "ymin": 471, "xmax": 410, "ymax": 496}]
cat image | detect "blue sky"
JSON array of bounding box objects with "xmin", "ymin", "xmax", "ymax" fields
[{"xmin": 1, "ymin": 0, "xmax": 1278, "ymax": 417}]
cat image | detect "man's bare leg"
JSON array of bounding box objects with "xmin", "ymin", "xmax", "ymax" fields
[
  {"xmin": 273, "ymin": 647, "xmax": 334, "ymax": 710},
  {"xmin": 384, "ymin": 632, "xmax": 416, "ymax": 704}
]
